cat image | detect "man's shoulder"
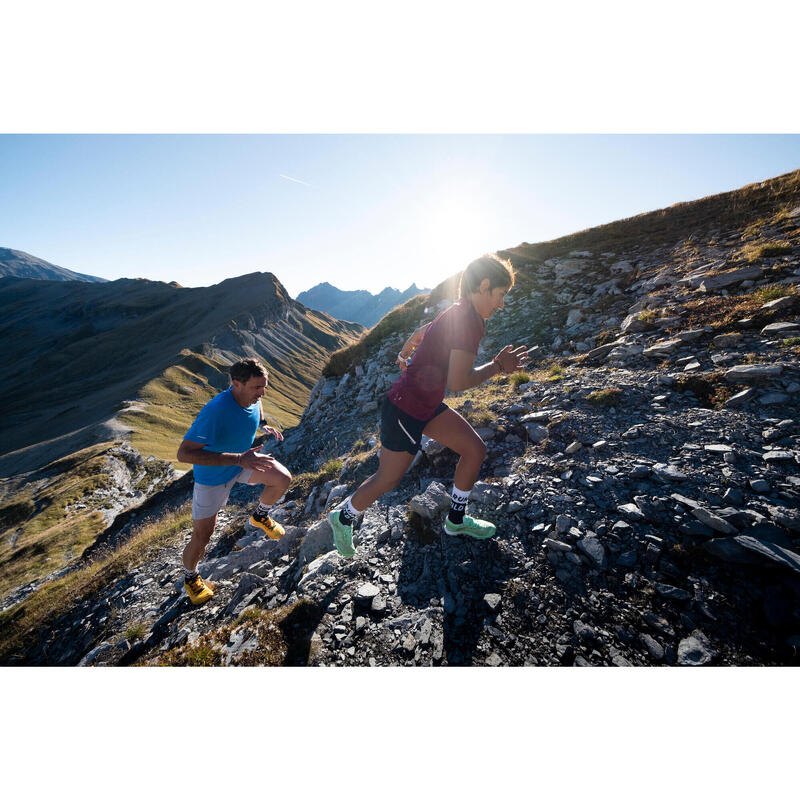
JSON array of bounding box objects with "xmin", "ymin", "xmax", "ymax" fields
[{"xmin": 194, "ymin": 387, "xmax": 233, "ymax": 417}]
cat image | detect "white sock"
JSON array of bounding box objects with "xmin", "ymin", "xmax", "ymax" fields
[
  {"xmin": 451, "ymin": 486, "xmax": 471, "ymax": 506},
  {"xmin": 345, "ymin": 497, "xmax": 361, "ymax": 517},
  {"xmin": 256, "ymin": 501, "xmax": 271, "ymax": 515},
  {"xmin": 449, "ymin": 485, "xmax": 471, "ymax": 523},
  {"xmin": 339, "ymin": 496, "xmax": 361, "ymax": 526}
]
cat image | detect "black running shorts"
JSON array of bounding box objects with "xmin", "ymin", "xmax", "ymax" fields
[{"xmin": 380, "ymin": 396, "xmax": 447, "ymax": 455}]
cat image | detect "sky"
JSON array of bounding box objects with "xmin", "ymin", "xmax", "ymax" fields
[{"xmin": 1, "ymin": 134, "xmax": 799, "ymax": 298}]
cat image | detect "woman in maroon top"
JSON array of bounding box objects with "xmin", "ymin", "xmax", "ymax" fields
[{"xmin": 328, "ymin": 254, "xmax": 529, "ymax": 557}]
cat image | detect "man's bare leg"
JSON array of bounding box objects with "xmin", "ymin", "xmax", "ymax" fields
[
  {"xmin": 183, "ymin": 514, "xmax": 217, "ymax": 573},
  {"xmin": 248, "ymin": 460, "xmax": 292, "ymax": 537},
  {"xmin": 248, "ymin": 460, "xmax": 292, "ymax": 503}
]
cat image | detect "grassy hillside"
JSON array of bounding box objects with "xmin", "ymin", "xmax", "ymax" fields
[
  {"xmin": 0, "ymin": 505, "xmax": 191, "ymax": 663},
  {"xmin": 500, "ymin": 169, "xmax": 800, "ymax": 266},
  {"xmin": 119, "ymin": 347, "xmax": 320, "ymax": 465},
  {"xmin": 0, "ymin": 443, "xmax": 121, "ymax": 598},
  {"xmin": 0, "ymin": 271, "xmax": 362, "ymax": 476}
]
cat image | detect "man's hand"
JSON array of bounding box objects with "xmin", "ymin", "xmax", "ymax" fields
[
  {"xmin": 261, "ymin": 424, "xmax": 284, "ymax": 442},
  {"xmin": 240, "ymin": 446, "xmax": 276, "ymax": 472}
]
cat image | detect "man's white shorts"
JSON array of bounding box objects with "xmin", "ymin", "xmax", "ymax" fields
[{"xmin": 192, "ymin": 469, "xmax": 253, "ymax": 520}]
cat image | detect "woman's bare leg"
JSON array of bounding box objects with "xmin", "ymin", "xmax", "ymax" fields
[
  {"xmin": 350, "ymin": 447, "xmax": 416, "ymax": 512},
  {"xmin": 423, "ymin": 406, "xmax": 495, "ymax": 538},
  {"xmin": 422, "ymin": 406, "xmax": 486, "ymax": 491}
]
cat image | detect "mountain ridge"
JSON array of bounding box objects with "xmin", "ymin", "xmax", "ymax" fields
[
  {"xmin": 0, "ymin": 247, "xmax": 107, "ymax": 283},
  {"xmin": 296, "ymin": 281, "xmax": 427, "ymax": 327},
  {"xmin": 0, "ymin": 271, "xmax": 363, "ymax": 476}
]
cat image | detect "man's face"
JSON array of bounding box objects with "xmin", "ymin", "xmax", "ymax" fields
[{"xmin": 235, "ymin": 375, "xmax": 267, "ymax": 406}]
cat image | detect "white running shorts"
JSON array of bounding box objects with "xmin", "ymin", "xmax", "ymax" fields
[{"xmin": 192, "ymin": 469, "xmax": 253, "ymax": 520}]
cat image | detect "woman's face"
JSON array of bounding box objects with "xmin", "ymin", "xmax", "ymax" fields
[{"xmin": 474, "ymin": 280, "xmax": 509, "ymax": 319}]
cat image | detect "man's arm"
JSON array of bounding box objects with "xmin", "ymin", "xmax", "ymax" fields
[
  {"xmin": 256, "ymin": 398, "xmax": 285, "ymax": 442},
  {"xmin": 176, "ymin": 439, "xmax": 274, "ymax": 471}
]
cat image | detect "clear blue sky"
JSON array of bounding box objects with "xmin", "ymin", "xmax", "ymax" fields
[{"xmin": 1, "ymin": 134, "xmax": 798, "ymax": 297}]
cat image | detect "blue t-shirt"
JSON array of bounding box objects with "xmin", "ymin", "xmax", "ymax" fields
[{"xmin": 184, "ymin": 387, "xmax": 261, "ymax": 486}]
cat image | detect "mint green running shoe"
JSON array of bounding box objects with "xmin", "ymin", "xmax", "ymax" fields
[
  {"xmin": 328, "ymin": 509, "xmax": 356, "ymax": 558},
  {"xmin": 443, "ymin": 515, "xmax": 497, "ymax": 539}
]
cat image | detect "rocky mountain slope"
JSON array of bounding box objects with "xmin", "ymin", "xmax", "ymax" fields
[
  {"xmin": 296, "ymin": 281, "xmax": 428, "ymax": 327},
  {"xmin": 2, "ymin": 170, "xmax": 799, "ymax": 666},
  {"xmin": 0, "ymin": 247, "xmax": 106, "ymax": 282}
]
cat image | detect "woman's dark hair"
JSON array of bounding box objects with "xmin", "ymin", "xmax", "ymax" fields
[
  {"xmin": 459, "ymin": 254, "xmax": 515, "ymax": 298},
  {"xmin": 230, "ymin": 358, "xmax": 268, "ymax": 384}
]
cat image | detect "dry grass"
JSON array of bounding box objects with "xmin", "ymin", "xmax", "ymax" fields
[
  {"xmin": 678, "ymin": 287, "xmax": 798, "ymax": 332},
  {"xmin": 290, "ymin": 458, "xmax": 345, "ymax": 498},
  {"xmin": 449, "ymin": 376, "xmax": 510, "ymax": 426},
  {"xmin": 542, "ymin": 363, "xmax": 566, "ymax": 382},
  {"xmin": 674, "ymin": 373, "xmax": 733, "ymax": 409},
  {"xmin": 0, "ymin": 506, "xmax": 191, "ymax": 663},
  {"xmin": 509, "ymin": 371, "xmax": 531, "ymax": 388},
  {"xmin": 585, "ymin": 388, "xmax": 622, "ymax": 407},
  {"xmin": 593, "ymin": 329, "xmax": 620, "ymax": 347},
  {"xmin": 0, "ymin": 442, "xmax": 122, "ymax": 597},
  {"xmin": 740, "ymin": 240, "xmax": 794, "ymax": 263},
  {"xmin": 753, "ymin": 285, "xmax": 795, "ymax": 303},
  {"xmin": 125, "ymin": 622, "xmax": 147, "ymax": 642},
  {"xmin": 155, "ymin": 599, "xmax": 315, "ymax": 667},
  {"xmin": 501, "ymin": 169, "xmax": 800, "ymax": 267}
]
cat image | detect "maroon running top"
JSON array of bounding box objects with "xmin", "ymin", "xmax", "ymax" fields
[{"xmin": 387, "ymin": 298, "xmax": 485, "ymax": 420}]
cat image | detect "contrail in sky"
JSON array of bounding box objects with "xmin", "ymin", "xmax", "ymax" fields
[{"xmin": 279, "ymin": 173, "xmax": 311, "ymax": 187}]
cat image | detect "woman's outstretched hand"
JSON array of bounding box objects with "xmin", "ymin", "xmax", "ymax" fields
[{"xmin": 494, "ymin": 345, "xmax": 530, "ymax": 374}]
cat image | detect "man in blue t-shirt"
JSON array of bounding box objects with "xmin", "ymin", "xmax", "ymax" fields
[{"xmin": 176, "ymin": 358, "xmax": 292, "ymax": 605}]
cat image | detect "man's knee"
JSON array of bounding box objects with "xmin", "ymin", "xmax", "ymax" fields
[{"xmin": 191, "ymin": 517, "xmax": 216, "ymax": 543}]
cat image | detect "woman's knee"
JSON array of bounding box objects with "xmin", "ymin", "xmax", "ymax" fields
[
  {"xmin": 370, "ymin": 470, "xmax": 404, "ymax": 494},
  {"xmin": 463, "ymin": 437, "xmax": 486, "ymax": 464}
]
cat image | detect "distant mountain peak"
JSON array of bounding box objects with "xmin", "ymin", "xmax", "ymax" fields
[
  {"xmin": 0, "ymin": 247, "xmax": 106, "ymax": 283},
  {"xmin": 296, "ymin": 281, "xmax": 430, "ymax": 327}
]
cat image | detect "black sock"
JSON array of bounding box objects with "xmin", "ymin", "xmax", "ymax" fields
[
  {"xmin": 339, "ymin": 506, "xmax": 357, "ymax": 527},
  {"xmin": 448, "ymin": 500, "xmax": 466, "ymax": 525}
]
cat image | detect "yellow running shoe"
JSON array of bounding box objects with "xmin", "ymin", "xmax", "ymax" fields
[
  {"xmin": 249, "ymin": 510, "xmax": 285, "ymax": 540},
  {"xmin": 184, "ymin": 574, "xmax": 215, "ymax": 605}
]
